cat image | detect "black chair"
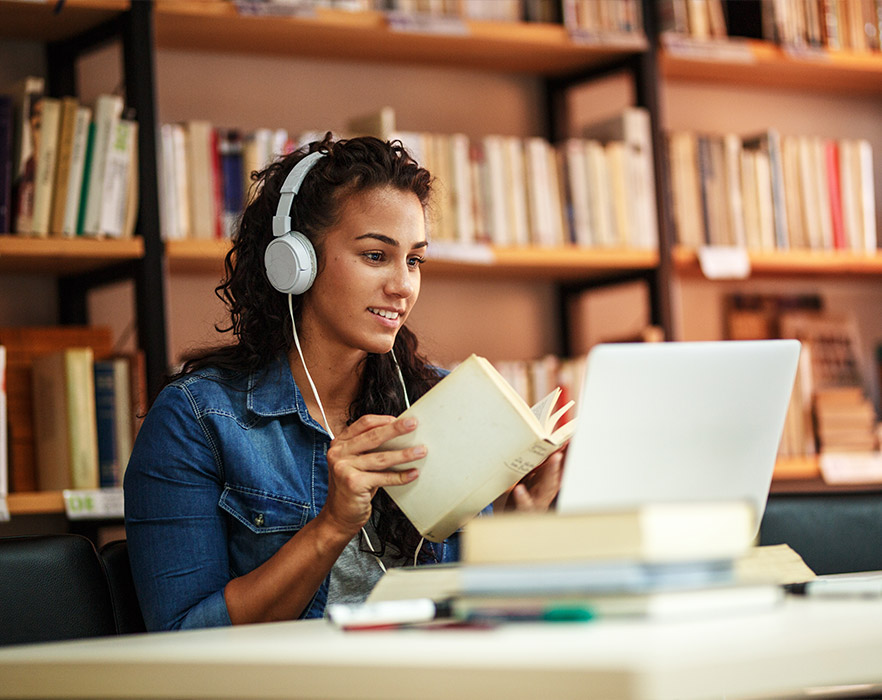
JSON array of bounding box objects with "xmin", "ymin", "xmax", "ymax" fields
[
  {"xmin": 0, "ymin": 534, "xmax": 117, "ymax": 646},
  {"xmin": 759, "ymin": 493, "xmax": 882, "ymax": 575},
  {"xmin": 98, "ymin": 539, "xmax": 147, "ymax": 635}
]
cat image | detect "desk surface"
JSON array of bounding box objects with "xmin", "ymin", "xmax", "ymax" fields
[{"xmin": 1, "ymin": 597, "xmax": 881, "ymax": 700}]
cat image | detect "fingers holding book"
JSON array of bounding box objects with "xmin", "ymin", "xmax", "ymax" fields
[
  {"xmin": 324, "ymin": 414, "xmax": 425, "ymax": 535},
  {"xmin": 494, "ymin": 450, "xmax": 565, "ymax": 514}
]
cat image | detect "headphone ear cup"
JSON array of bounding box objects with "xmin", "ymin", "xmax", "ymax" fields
[{"xmin": 264, "ymin": 231, "xmax": 317, "ymax": 295}]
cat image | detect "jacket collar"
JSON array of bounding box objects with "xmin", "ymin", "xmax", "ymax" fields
[{"xmin": 246, "ymin": 354, "xmax": 317, "ymax": 430}]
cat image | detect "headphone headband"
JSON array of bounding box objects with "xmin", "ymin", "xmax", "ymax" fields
[{"xmin": 272, "ymin": 150, "xmax": 326, "ymax": 238}]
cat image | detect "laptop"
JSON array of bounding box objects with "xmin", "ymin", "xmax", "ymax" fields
[{"xmin": 557, "ymin": 339, "xmax": 802, "ymax": 532}]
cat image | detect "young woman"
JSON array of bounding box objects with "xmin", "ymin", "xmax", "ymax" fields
[{"xmin": 124, "ymin": 134, "xmax": 562, "ymax": 631}]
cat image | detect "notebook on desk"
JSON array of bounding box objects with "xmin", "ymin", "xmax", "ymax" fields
[{"xmin": 557, "ymin": 340, "xmax": 802, "ymax": 533}]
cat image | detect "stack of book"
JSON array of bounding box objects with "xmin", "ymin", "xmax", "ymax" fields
[
  {"xmin": 351, "ymin": 502, "xmax": 798, "ymax": 627},
  {"xmin": 2, "ymin": 77, "xmax": 138, "ymax": 238},
  {"xmin": 814, "ymin": 387, "xmax": 879, "ymax": 454}
]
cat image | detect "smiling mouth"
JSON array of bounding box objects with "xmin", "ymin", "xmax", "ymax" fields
[{"xmin": 368, "ymin": 307, "xmax": 401, "ymax": 320}]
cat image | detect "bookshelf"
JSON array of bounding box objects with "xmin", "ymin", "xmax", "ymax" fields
[
  {"xmin": 658, "ymin": 20, "xmax": 882, "ymax": 495},
  {"xmin": 4, "ymin": 0, "xmax": 882, "ymax": 520}
]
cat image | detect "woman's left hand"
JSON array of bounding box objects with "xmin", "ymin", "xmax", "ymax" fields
[{"xmin": 493, "ymin": 450, "xmax": 564, "ymax": 513}]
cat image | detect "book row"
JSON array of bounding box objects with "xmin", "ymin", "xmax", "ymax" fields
[
  {"xmin": 661, "ymin": 0, "xmax": 882, "ymax": 53},
  {"xmin": 668, "ymin": 129, "xmax": 877, "ymax": 253},
  {"xmin": 159, "ymin": 107, "xmax": 658, "ymax": 251},
  {"xmin": 1, "ymin": 79, "xmax": 138, "ymax": 239},
  {"xmin": 0, "ymin": 327, "xmax": 147, "ymax": 499},
  {"xmin": 235, "ymin": 0, "xmax": 554, "ymax": 22}
]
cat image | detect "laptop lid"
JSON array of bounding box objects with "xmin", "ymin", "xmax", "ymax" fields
[{"xmin": 557, "ymin": 339, "xmax": 801, "ymax": 530}]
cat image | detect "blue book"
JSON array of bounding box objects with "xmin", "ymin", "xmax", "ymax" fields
[
  {"xmin": 219, "ymin": 129, "xmax": 244, "ymax": 238},
  {"xmin": 93, "ymin": 360, "xmax": 119, "ymax": 487}
]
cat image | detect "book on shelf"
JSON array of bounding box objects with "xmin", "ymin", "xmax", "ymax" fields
[
  {"xmin": 583, "ymin": 106, "xmax": 658, "ymax": 251},
  {"xmin": 82, "ymin": 94, "xmax": 124, "ymax": 237},
  {"xmin": 0, "ymin": 94, "xmax": 12, "ymax": 234},
  {"xmin": 31, "ymin": 347, "xmax": 100, "ymax": 491},
  {"xmin": 30, "ymin": 96, "xmax": 60, "ymax": 237},
  {"xmin": 11, "ymin": 75, "xmax": 44, "ymax": 235},
  {"xmin": 460, "ymin": 501, "xmax": 756, "ymax": 566},
  {"xmin": 49, "ymin": 96, "xmax": 80, "ymax": 237},
  {"xmin": 94, "ymin": 357, "xmax": 138, "ymax": 488},
  {"xmin": 0, "ymin": 326, "xmax": 113, "ymax": 493},
  {"xmin": 379, "ymin": 353, "xmax": 576, "ymax": 543},
  {"xmin": 98, "ymin": 118, "xmax": 138, "ymax": 239}
]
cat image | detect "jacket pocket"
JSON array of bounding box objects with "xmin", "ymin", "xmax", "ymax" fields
[{"xmin": 219, "ymin": 485, "xmax": 309, "ymax": 534}]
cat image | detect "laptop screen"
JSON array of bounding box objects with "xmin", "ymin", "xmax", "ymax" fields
[{"xmin": 557, "ymin": 340, "xmax": 801, "ymax": 531}]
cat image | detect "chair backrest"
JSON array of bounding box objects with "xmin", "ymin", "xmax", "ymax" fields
[
  {"xmin": 98, "ymin": 539, "xmax": 147, "ymax": 635},
  {"xmin": 0, "ymin": 534, "xmax": 117, "ymax": 646},
  {"xmin": 760, "ymin": 493, "xmax": 882, "ymax": 575}
]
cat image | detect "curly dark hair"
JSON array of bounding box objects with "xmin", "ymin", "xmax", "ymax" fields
[{"xmin": 176, "ymin": 133, "xmax": 441, "ymax": 564}]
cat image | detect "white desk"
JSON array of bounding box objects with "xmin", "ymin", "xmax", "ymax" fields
[{"xmin": 1, "ymin": 597, "xmax": 881, "ymax": 700}]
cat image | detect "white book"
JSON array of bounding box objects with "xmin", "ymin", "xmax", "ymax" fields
[
  {"xmin": 480, "ymin": 135, "xmax": 510, "ymax": 247},
  {"xmin": 524, "ymin": 137, "xmax": 555, "ymax": 247},
  {"xmin": 99, "ymin": 119, "xmax": 137, "ymax": 237},
  {"xmin": 605, "ymin": 141, "xmax": 629, "ymax": 246},
  {"xmin": 584, "ymin": 107, "xmax": 658, "ymax": 250},
  {"xmin": 380, "ymin": 354, "xmax": 575, "ymax": 543},
  {"xmin": 740, "ymin": 150, "xmax": 762, "ymax": 251},
  {"xmin": 60, "ymin": 106, "xmax": 92, "ymax": 237},
  {"xmin": 564, "ymin": 138, "xmax": 593, "ymax": 247},
  {"xmin": 449, "ymin": 133, "xmax": 474, "ymax": 244},
  {"xmin": 797, "ymin": 135, "xmax": 822, "ymax": 250},
  {"xmin": 585, "ymin": 139, "xmax": 615, "ymax": 247},
  {"xmin": 159, "ymin": 124, "xmax": 180, "ymax": 241},
  {"xmin": 31, "ymin": 97, "xmax": 61, "ymax": 237},
  {"xmin": 838, "ymin": 139, "xmax": 861, "ymax": 252},
  {"xmin": 857, "ymin": 139, "xmax": 876, "ymax": 253},
  {"xmin": 186, "ymin": 120, "xmax": 217, "ymax": 240},
  {"xmin": 813, "ymin": 136, "xmax": 833, "ymax": 251},
  {"xmin": 724, "ymin": 133, "xmax": 746, "ymax": 248},
  {"xmin": 667, "ymin": 131, "xmax": 701, "ymax": 248},
  {"xmin": 754, "ymin": 150, "xmax": 776, "ymax": 251},
  {"xmin": 503, "ymin": 137, "xmax": 530, "ymax": 247},
  {"xmin": 82, "ymin": 94, "xmax": 124, "ymax": 236}
]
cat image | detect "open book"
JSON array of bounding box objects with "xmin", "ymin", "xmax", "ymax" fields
[{"xmin": 380, "ymin": 354, "xmax": 575, "ymax": 542}]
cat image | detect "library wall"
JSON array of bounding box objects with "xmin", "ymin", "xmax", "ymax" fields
[{"xmin": 78, "ymin": 44, "xmax": 569, "ymax": 367}]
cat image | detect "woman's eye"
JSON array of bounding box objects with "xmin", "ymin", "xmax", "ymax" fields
[
  {"xmin": 364, "ymin": 251, "xmax": 383, "ymax": 262},
  {"xmin": 408, "ymin": 256, "xmax": 426, "ymax": 268}
]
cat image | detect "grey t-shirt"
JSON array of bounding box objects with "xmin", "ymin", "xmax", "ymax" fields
[{"xmin": 326, "ymin": 525, "xmax": 400, "ymax": 610}]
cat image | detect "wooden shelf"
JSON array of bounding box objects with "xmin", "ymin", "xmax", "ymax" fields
[
  {"xmin": 0, "ymin": 236, "xmax": 144, "ymax": 274},
  {"xmin": 661, "ymin": 38, "xmax": 882, "ymax": 94},
  {"xmin": 672, "ymin": 246, "xmax": 882, "ymax": 278},
  {"xmin": 153, "ymin": 0, "xmax": 645, "ymax": 75},
  {"xmin": 167, "ymin": 238, "xmax": 658, "ymax": 280},
  {"xmin": 0, "ymin": 0, "xmax": 128, "ymax": 43},
  {"xmin": 6, "ymin": 491, "xmax": 65, "ymax": 516}
]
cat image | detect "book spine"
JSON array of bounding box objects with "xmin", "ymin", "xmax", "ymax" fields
[
  {"xmin": 83, "ymin": 94, "xmax": 124, "ymax": 236},
  {"xmin": 49, "ymin": 97, "xmax": 79, "ymax": 236},
  {"xmin": 825, "ymin": 139, "xmax": 846, "ymax": 250},
  {"xmin": 66, "ymin": 348, "xmax": 99, "ymax": 490},
  {"xmin": 31, "ymin": 97, "xmax": 61, "ymax": 237},
  {"xmin": 75, "ymin": 122, "xmax": 96, "ymax": 236},
  {"xmin": 99, "ymin": 119, "xmax": 137, "ymax": 237},
  {"xmin": 12, "ymin": 76, "xmax": 45, "ymax": 235},
  {"xmin": 0, "ymin": 95, "xmax": 12, "ymax": 234},
  {"xmin": 93, "ymin": 360, "xmax": 120, "ymax": 487}
]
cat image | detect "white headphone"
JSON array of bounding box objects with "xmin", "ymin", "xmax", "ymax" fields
[{"xmin": 265, "ymin": 150, "xmax": 326, "ymax": 295}]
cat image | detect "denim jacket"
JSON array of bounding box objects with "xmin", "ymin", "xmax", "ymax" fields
[{"xmin": 124, "ymin": 355, "xmax": 460, "ymax": 631}]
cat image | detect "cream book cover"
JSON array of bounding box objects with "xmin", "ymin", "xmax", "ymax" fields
[{"xmin": 381, "ymin": 354, "xmax": 574, "ymax": 543}]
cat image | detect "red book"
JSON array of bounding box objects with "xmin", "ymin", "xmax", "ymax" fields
[{"xmin": 825, "ymin": 139, "xmax": 845, "ymax": 250}]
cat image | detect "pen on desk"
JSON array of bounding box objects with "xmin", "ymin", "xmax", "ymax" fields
[
  {"xmin": 784, "ymin": 575, "xmax": 882, "ymax": 599},
  {"xmin": 327, "ymin": 598, "xmax": 452, "ymax": 630}
]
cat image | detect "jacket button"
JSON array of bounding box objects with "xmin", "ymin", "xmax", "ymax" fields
[{"xmin": 253, "ymin": 513, "xmax": 265, "ymax": 527}]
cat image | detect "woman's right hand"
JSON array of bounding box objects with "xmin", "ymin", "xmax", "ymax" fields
[{"xmin": 322, "ymin": 414, "xmax": 425, "ymax": 538}]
